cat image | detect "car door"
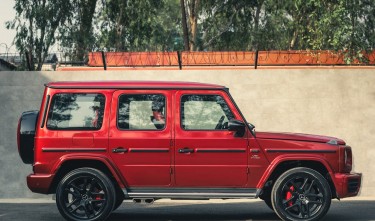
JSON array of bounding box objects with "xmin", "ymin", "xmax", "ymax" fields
[
  {"xmin": 109, "ymin": 90, "xmax": 173, "ymax": 187},
  {"xmin": 174, "ymin": 90, "xmax": 248, "ymax": 187}
]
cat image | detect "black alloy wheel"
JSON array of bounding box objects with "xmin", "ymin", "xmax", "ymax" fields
[
  {"xmin": 56, "ymin": 168, "xmax": 116, "ymax": 221},
  {"xmin": 271, "ymin": 167, "xmax": 332, "ymax": 221}
]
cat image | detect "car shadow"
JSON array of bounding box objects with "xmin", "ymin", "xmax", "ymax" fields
[
  {"xmin": 110, "ymin": 201, "xmax": 278, "ymax": 221},
  {"xmin": 0, "ymin": 200, "xmax": 374, "ymax": 221}
]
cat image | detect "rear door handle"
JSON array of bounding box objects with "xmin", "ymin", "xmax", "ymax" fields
[
  {"xmin": 178, "ymin": 148, "xmax": 195, "ymax": 153},
  {"xmin": 112, "ymin": 147, "xmax": 128, "ymax": 153}
]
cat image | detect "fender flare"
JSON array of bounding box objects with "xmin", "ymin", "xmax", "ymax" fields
[
  {"xmin": 51, "ymin": 153, "xmax": 127, "ymax": 190},
  {"xmin": 256, "ymin": 155, "xmax": 335, "ymax": 189}
]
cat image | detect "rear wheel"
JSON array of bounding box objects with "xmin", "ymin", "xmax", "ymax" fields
[
  {"xmin": 271, "ymin": 167, "xmax": 331, "ymax": 221},
  {"xmin": 56, "ymin": 168, "xmax": 116, "ymax": 221}
]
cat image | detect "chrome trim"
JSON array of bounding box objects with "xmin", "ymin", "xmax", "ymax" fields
[
  {"xmin": 127, "ymin": 192, "xmax": 257, "ymax": 199},
  {"xmin": 125, "ymin": 188, "xmax": 258, "ymax": 199}
]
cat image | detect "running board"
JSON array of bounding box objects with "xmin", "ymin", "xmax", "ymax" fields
[{"xmin": 123, "ymin": 188, "xmax": 261, "ymax": 199}]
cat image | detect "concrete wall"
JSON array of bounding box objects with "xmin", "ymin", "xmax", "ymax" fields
[{"xmin": 0, "ymin": 69, "xmax": 374, "ymax": 198}]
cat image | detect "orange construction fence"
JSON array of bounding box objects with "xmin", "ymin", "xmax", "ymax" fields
[{"xmin": 87, "ymin": 50, "xmax": 375, "ymax": 67}]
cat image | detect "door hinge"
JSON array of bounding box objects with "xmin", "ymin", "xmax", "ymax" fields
[
  {"xmin": 170, "ymin": 139, "xmax": 174, "ymax": 147},
  {"xmin": 170, "ymin": 168, "xmax": 173, "ymax": 174},
  {"xmin": 247, "ymin": 167, "xmax": 249, "ymax": 174}
]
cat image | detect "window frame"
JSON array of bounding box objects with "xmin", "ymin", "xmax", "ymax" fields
[
  {"xmin": 116, "ymin": 93, "xmax": 167, "ymax": 131},
  {"xmin": 46, "ymin": 93, "xmax": 106, "ymax": 131},
  {"xmin": 180, "ymin": 94, "xmax": 235, "ymax": 131}
]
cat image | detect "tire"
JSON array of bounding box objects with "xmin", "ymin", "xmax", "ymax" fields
[
  {"xmin": 271, "ymin": 167, "xmax": 332, "ymax": 221},
  {"xmin": 56, "ymin": 168, "xmax": 116, "ymax": 221}
]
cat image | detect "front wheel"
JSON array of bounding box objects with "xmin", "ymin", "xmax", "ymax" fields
[
  {"xmin": 271, "ymin": 167, "xmax": 332, "ymax": 221},
  {"xmin": 56, "ymin": 168, "xmax": 116, "ymax": 221}
]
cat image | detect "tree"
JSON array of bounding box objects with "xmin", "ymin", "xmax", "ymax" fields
[
  {"xmin": 6, "ymin": 0, "xmax": 375, "ymax": 66},
  {"xmin": 59, "ymin": 0, "xmax": 98, "ymax": 62},
  {"xmin": 200, "ymin": 0, "xmax": 263, "ymax": 51},
  {"xmin": 273, "ymin": 0, "xmax": 375, "ymax": 61},
  {"xmin": 7, "ymin": 0, "xmax": 73, "ymax": 70},
  {"xmin": 97, "ymin": 0, "xmax": 168, "ymax": 51}
]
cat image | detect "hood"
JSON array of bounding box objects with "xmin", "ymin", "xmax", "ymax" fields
[{"xmin": 256, "ymin": 131, "xmax": 346, "ymax": 145}]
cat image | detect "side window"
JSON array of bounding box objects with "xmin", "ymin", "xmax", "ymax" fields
[
  {"xmin": 47, "ymin": 93, "xmax": 105, "ymax": 130},
  {"xmin": 118, "ymin": 94, "xmax": 166, "ymax": 130},
  {"xmin": 181, "ymin": 95, "xmax": 234, "ymax": 130}
]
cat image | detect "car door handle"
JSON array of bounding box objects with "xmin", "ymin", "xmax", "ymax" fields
[
  {"xmin": 179, "ymin": 148, "xmax": 195, "ymax": 153},
  {"xmin": 112, "ymin": 147, "xmax": 128, "ymax": 153}
]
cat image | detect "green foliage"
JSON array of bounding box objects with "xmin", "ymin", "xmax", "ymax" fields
[
  {"xmin": 7, "ymin": 0, "xmax": 73, "ymax": 70},
  {"xmin": 6, "ymin": 0, "xmax": 375, "ymax": 65},
  {"xmin": 58, "ymin": 0, "xmax": 98, "ymax": 61},
  {"xmin": 96, "ymin": 0, "xmax": 181, "ymax": 51}
]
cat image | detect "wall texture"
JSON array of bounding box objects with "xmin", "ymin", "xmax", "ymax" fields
[{"xmin": 0, "ymin": 69, "xmax": 374, "ymax": 198}]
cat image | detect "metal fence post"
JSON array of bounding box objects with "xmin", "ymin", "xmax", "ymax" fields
[
  {"xmin": 177, "ymin": 51, "xmax": 182, "ymax": 70},
  {"xmin": 101, "ymin": 51, "xmax": 107, "ymax": 70},
  {"xmin": 254, "ymin": 50, "xmax": 259, "ymax": 69},
  {"xmin": 25, "ymin": 51, "xmax": 32, "ymax": 71}
]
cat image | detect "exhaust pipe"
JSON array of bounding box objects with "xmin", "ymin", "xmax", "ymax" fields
[{"xmin": 132, "ymin": 198, "xmax": 154, "ymax": 204}]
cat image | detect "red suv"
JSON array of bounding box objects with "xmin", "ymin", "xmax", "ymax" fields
[{"xmin": 18, "ymin": 81, "xmax": 361, "ymax": 221}]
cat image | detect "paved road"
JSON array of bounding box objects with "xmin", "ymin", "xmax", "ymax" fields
[{"xmin": 0, "ymin": 198, "xmax": 374, "ymax": 221}]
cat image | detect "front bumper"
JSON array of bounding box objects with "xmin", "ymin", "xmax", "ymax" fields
[
  {"xmin": 332, "ymin": 172, "xmax": 362, "ymax": 198},
  {"xmin": 27, "ymin": 173, "xmax": 54, "ymax": 194}
]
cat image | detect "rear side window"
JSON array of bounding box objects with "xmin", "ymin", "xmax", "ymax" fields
[
  {"xmin": 46, "ymin": 93, "xmax": 105, "ymax": 130},
  {"xmin": 118, "ymin": 94, "xmax": 166, "ymax": 130}
]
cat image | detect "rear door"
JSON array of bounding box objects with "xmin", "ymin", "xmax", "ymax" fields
[
  {"xmin": 109, "ymin": 90, "xmax": 173, "ymax": 187},
  {"xmin": 174, "ymin": 90, "xmax": 249, "ymax": 187}
]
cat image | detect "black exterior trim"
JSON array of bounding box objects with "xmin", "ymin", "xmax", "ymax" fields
[
  {"xmin": 130, "ymin": 148, "xmax": 169, "ymax": 153},
  {"xmin": 266, "ymin": 149, "xmax": 337, "ymax": 153},
  {"xmin": 42, "ymin": 148, "xmax": 106, "ymax": 152},
  {"xmin": 125, "ymin": 187, "xmax": 259, "ymax": 199},
  {"xmin": 40, "ymin": 95, "xmax": 50, "ymax": 128},
  {"xmin": 196, "ymin": 149, "xmax": 246, "ymax": 153}
]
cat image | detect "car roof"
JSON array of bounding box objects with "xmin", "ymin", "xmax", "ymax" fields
[{"xmin": 45, "ymin": 81, "xmax": 226, "ymax": 90}]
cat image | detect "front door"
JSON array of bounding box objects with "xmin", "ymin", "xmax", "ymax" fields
[
  {"xmin": 109, "ymin": 90, "xmax": 172, "ymax": 187},
  {"xmin": 174, "ymin": 90, "xmax": 248, "ymax": 187}
]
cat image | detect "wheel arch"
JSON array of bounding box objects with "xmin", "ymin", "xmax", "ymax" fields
[
  {"xmin": 48, "ymin": 156, "xmax": 126, "ymax": 195},
  {"xmin": 257, "ymin": 156, "xmax": 337, "ymax": 198}
]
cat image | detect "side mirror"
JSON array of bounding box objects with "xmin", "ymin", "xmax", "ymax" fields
[
  {"xmin": 228, "ymin": 119, "xmax": 246, "ymax": 137},
  {"xmin": 248, "ymin": 123, "xmax": 256, "ymax": 137}
]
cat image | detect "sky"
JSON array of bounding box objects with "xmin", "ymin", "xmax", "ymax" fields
[{"xmin": 0, "ymin": 0, "xmax": 17, "ymax": 53}]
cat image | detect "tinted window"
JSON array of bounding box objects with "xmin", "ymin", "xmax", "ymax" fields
[
  {"xmin": 181, "ymin": 95, "xmax": 234, "ymax": 130},
  {"xmin": 47, "ymin": 93, "xmax": 105, "ymax": 130},
  {"xmin": 118, "ymin": 94, "xmax": 166, "ymax": 130}
]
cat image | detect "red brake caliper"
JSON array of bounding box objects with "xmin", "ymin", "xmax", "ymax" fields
[
  {"xmin": 94, "ymin": 188, "xmax": 102, "ymax": 200},
  {"xmin": 285, "ymin": 186, "xmax": 294, "ymax": 206}
]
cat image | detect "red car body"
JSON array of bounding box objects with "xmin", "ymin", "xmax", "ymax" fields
[{"xmin": 18, "ymin": 81, "xmax": 361, "ymax": 221}]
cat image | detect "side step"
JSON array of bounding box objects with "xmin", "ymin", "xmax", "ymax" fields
[{"xmin": 124, "ymin": 188, "xmax": 260, "ymax": 199}]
